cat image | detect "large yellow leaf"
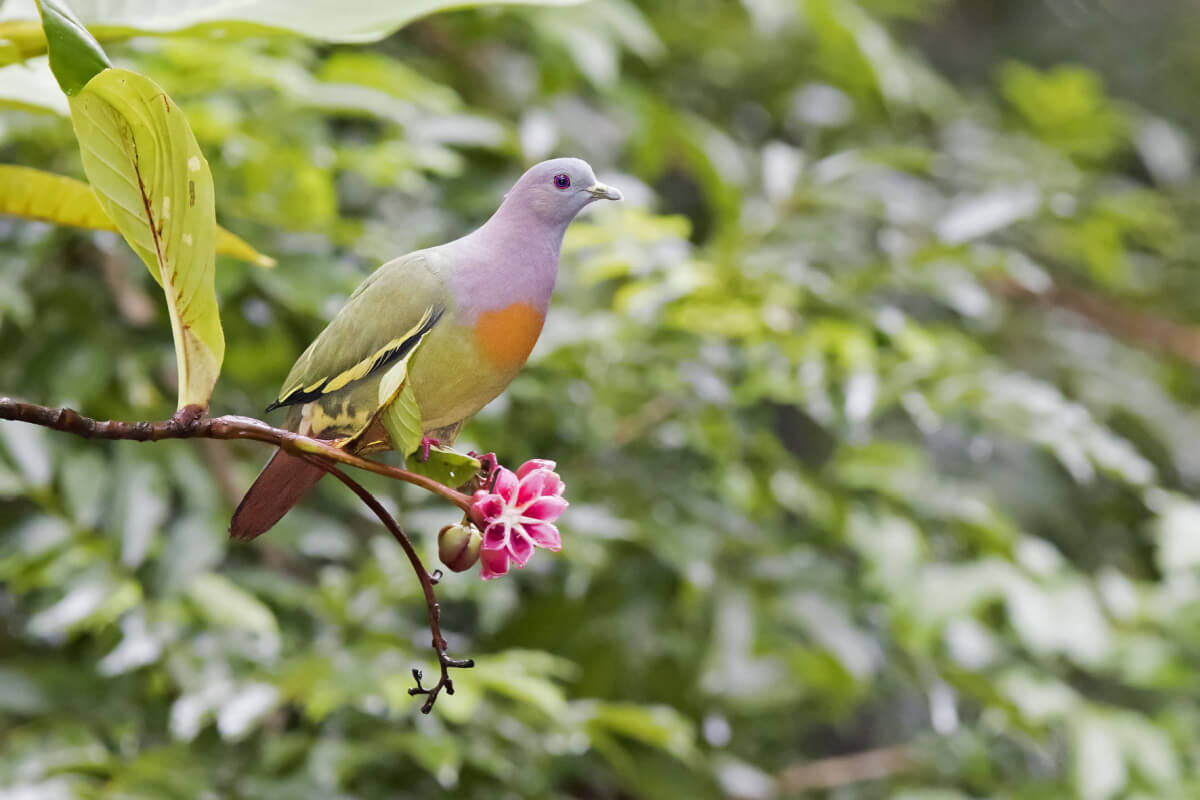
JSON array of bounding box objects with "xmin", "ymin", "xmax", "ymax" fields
[
  {"xmin": 68, "ymin": 68, "xmax": 223, "ymax": 410},
  {"xmin": 0, "ymin": 165, "xmax": 275, "ymax": 267}
]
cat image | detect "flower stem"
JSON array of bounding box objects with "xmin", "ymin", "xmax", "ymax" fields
[{"xmin": 313, "ymin": 460, "xmax": 474, "ymax": 712}]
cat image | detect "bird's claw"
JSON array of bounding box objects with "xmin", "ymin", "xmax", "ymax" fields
[
  {"xmin": 417, "ymin": 436, "xmax": 441, "ymax": 462},
  {"xmin": 469, "ymin": 451, "xmax": 499, "ymax": 484}
]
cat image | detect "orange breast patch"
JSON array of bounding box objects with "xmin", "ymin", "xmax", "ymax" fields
[{"xmin": 473, "ymin": 302, "xmax": 546, "ymax": 369}]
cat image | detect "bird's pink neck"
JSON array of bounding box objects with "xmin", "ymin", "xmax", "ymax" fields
[{"xmin": 451, "ymin": 202, "xmax": 569, "ymax": 319}]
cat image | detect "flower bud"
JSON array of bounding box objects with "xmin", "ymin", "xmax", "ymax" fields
[{"xmin": 438, "ymin": 523, "xmax": 482, "ymax": 572}]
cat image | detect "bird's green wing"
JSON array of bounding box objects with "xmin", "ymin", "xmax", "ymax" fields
[{"xmin": 269, "ymin": 251, "xmax": 447, "ymax": 412}]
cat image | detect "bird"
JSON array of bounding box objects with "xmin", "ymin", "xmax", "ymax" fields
[{"xmin": 229, "ymin": 158, "xmax": 622, "ymax": 540}]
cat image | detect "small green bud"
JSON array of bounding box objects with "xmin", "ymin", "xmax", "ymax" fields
[{"xmin": 438, "ymin": 523, "xmax": 482, "ymax": 572}]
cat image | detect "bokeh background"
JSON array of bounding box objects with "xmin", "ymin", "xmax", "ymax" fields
[{"xmin": 4, "ymin": 0, "xmax": 1200, "ymax": 797}]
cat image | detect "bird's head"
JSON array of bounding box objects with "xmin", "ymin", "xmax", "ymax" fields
[{"xmin": 504, "ymin": 157, "xmax": 622, "ymax": 226}]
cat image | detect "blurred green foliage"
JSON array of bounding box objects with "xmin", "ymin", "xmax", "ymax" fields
[{"xmin": 5, "ymin": 0, "xmax": 1200, "ymax": 798}]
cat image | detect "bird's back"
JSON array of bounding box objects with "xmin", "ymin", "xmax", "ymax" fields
[
  {"xmin": 269, "ymin": 234, "xmax": 551, "ymax": 442},
  {"xmin": 271, "ymin": 248, "xmax": 449, "ymax": 439}
]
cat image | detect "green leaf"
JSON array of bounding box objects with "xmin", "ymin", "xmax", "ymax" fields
[
  {"xmin": 5, "ymin": 0, "xmax": 589, "ymax": 67},
  {"xmin": 68, "ymin": 68, "xmax": 224, "ymax": 409},
  {"xmin": 0, "ymin": 165, "xmax": 275, "ymax": 266},
  {"xmin": 472, "ymin": 650, "xmax": 572, "ymax": 717},
  {"xmin": 35, "ymin": 0, "xmax": 110, "ymax": 95},
  {"xmin": 405, "ymin": 445, "xmax": 481, "ymax": 488},
  {"xmin": 185, "ymin": 573, "xmax": 278, "ymax": 637},
  {"xmin": 583, "ymin": 702, "xmax": 698, "ymax": 764},
  {"xmin": 1001, "ymin": 63, "xmax": 1129, "ymax": 162},
  {"xmin": 378, "ymin": 368, "xmax": 423, "ymax": 459}
]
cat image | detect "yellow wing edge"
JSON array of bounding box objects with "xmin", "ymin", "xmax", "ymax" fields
[{"xmin": 270, "ymin": 305, "xmax": 442, "ymax": 410}]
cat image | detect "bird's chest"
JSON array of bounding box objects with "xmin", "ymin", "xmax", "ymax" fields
[
  {"xmin": 408, "ymin": 302, "xmax": 546, "ymax": 429},
  {"xmin": 470, "ymin": 302, "xmax": 546, "ymax": 370}
]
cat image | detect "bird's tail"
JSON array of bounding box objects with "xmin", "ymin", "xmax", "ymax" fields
[{"xmin": 229, "ymin": 449, "xmax": 326, "ymax": 540}]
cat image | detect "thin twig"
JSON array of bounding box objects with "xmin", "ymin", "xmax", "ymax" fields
[
  {"xmin": 777, "ymin": 745, "xmax": 915, "ymax": 793},
  {"xmin": 611, "ymin": 394, "xmax": 679, "ymax": 448},
  {"xmin": 995, "ymin": 279, "xmax": 1200, "ymax": 367},
  {"xmin": 0, "ymin": 396, "xmax": 478, "ymax": 713},
  {"xmin": 0, "ymin": 398, "xmax": 472, "ymax": 513},
  {"xmin": 308, "ymin": 459, "xmax": 474, "ymax": 714}
]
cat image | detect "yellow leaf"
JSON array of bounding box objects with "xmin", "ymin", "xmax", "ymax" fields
[
  {"xmin": 214, "ymin": 227, "xmax": 275, "ymax": 268},
  {"xmin": 0, "ymin": 20, "xmax": 51, "ymax": 63},
  {"xmin": 0, "ymin": 165, "xmax": 275, "ymax": 267},
  {"xmin": 68, "ymin": 68, "xmax": 223, "ymax": 409}
]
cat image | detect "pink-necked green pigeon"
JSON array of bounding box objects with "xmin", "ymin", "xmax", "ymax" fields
[{"xmin": 230, "ymin": 158, "xmax": 621, "ymax": 539}]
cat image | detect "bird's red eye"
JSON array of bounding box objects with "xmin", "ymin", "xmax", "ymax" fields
[{"xmin": 553, "ymin": 173, "xmax": 570, "ymax": 189}]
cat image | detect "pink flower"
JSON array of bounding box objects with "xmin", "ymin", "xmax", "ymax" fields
[{"xmin": 470, "ymin": 459, "xmax": 567, "ymax": 580}]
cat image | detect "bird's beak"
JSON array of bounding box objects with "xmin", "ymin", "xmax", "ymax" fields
[{"xmin": 587, "ymin": 181, "xmax": 623, "ymax": 201}]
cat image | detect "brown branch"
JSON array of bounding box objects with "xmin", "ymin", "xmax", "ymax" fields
[
  {"xmin": 996, "ymin": 279, "xmax": 1200, "ymax": 367},
  {"xmin": 611, "ymin": 394, "xmax": 679, "ymax": 448},
  {"xmin": 777, "ymin": 745, "xmax": 915, "ymax": 793},
  {"xmin": 0, "ymin": 396, "xmax": 478, "ymax": 713},
  {"xmin": 0, "ymin": 398, "xmax": 472, "ymax": 513},
  {"xmin": 311, "ymin": 460, "xmax": 473, "ymax": 713}
]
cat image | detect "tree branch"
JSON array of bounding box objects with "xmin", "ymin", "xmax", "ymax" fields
[
  {"xmin": 312, "ymin": 460, "xmax": 474, "ymax": 713},
  {"xmin": 777, "ymin": 745, "xmax": 915, "ymax": 793},
  {"xmin": 0, "ymin": 396, "xmax": 478, "ymax": 713},
  {"xmin": 996, "ymin": 279, "xmax": 1200, "ymax": 367},
  {"xmin": 0, "ymin": 398, "xmax": 472, "ymax": 512}
]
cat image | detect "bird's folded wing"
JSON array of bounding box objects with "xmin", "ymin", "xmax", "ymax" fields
[{"xmin": 268, "ymin": 252, "xmax": 447, "ymax": 411}]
